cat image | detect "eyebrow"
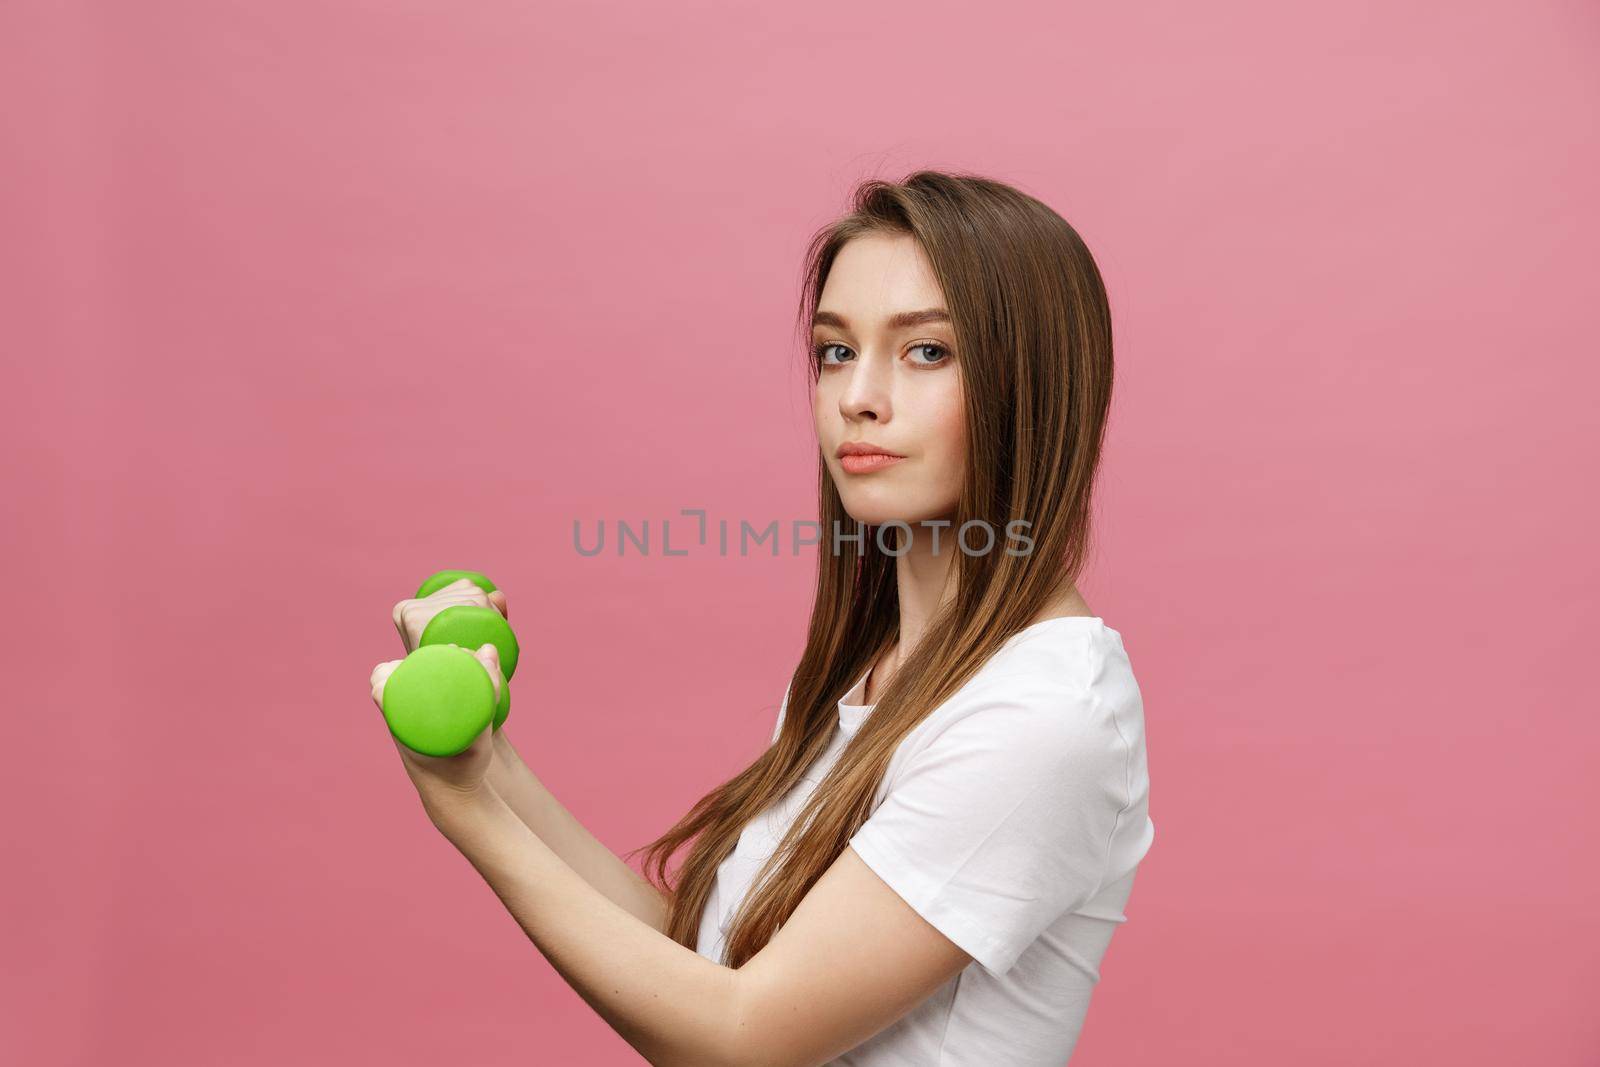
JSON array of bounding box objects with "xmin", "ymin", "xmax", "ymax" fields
[{"xmin": 811, "ymin": 308, "xmax": 951, "ymax": 331}]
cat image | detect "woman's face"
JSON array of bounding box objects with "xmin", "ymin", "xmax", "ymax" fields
[{"xmin": 812, "ymin": 233, "xmax": 966, "ymax": 531}]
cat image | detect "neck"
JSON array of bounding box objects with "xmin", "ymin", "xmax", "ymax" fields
[
  {"xmin": 863, "ymin": 520, "xmax": 1091, "ymax": 704},
  {"xmin": 862, "ymin": 519, "xmax": 960, "ymax": 704}
]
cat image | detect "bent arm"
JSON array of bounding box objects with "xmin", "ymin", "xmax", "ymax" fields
[
  {"xmin": 487, "ymin": 730, "xmax": 668, "ymax": 932},
  {"xmin": 429, "ymin": 787, "xmax": 743, "ymax": 1067}
]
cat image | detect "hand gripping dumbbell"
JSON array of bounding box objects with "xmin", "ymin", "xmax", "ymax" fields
[{"xmin": 380, "ymin": 569, "xmax": 521, "ymax": 756}]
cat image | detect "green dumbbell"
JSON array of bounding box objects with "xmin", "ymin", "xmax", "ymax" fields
[
  {"xmin": 380, "ymin": 569, "xmax": 519, "ymax": 756},
  {"xmin": 415, "ymin": 569, "xmax": 498, "ymax": 599}
]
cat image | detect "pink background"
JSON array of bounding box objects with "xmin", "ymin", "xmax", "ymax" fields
[{"xmin": 4, "ymin": 1, "xmax": 1597, "ymax": 1063}]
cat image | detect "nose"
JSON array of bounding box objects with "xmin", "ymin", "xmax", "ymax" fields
[{"xmin": 838, "ymin": 351, "xmax": 892, "ymax": 423}]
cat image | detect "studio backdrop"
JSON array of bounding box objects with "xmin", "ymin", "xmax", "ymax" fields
[{"xmin": 3, "ymin": 1, "xmax": 1596, "ymax": 1064}]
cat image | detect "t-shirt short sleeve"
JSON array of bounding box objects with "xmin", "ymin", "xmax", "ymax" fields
[{"xmin": 846, "ymin": 683, "xmax": 1135, "ymax": 979}]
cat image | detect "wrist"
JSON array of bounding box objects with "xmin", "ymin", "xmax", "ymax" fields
[
  {"xmin": 491, "ymin": 729, "xmax": 525, "ymax": 768},
  {"xmin": 421, "ymin": 778, "xmax": 501, "ymax": 832}
]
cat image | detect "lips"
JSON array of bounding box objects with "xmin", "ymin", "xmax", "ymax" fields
[
  {"xmin": 839, "ymin": 452, "xmax": 904, "ymax": 473},
  {"xmin": 836, "ymin": 442, "xmax": 904, "ymax": 460},
  {"xmin": 836, "ymin": 442, "xmax": 906, "ymax": 474}
]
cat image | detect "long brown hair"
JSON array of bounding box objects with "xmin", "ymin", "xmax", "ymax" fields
[{"xmin": 629, "ymin": 169, "xmax": 1116, "ymax": 968}]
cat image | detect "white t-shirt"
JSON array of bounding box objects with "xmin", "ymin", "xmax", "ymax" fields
[{"xmin": 695, "ymin": 616, "xmax": 1155, "ymax": 1065}]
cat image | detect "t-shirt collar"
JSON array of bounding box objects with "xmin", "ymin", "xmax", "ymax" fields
[{"xmin": 838, "ymin": 664, "xmax": 875, "ymax": 735}]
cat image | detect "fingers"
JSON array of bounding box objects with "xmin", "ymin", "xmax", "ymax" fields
[
  {"xmin": 473, "ymin": 643, "xmax": 503, "ymax": 702},
  {"xmin": 435, "ymin": 579, "xmax": 492, "ymax": 612},
  {"xmin": 392, "ymin": 599, "xmax": 414, "ymax": 653},
  {"xmin": 488, "ymin": 590, "xmax": 509, "ymax": 619},
  {"xmin": 445, "ymin": 577, "xmax": 490, "ymax": 606},
  {"xmin": 369, "ymin": 659, "xmax": 402, "ymax": 708},
  {"xmin": 393, "ymin": 580, "xmax": 497, "ymax": 653}
]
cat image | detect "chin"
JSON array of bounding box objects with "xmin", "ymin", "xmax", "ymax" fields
[{"xmin": 838, "ymin": 491, "xmax": 951, "ymax": 531}]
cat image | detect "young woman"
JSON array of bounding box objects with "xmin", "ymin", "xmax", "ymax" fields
[{"xmin": 370, "ymin": 170, "xmax": 1154, "ymax": 1065}]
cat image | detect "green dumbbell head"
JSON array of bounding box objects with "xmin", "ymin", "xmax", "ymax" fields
[
  {"xmin": 419, "ymin": 604, "xmax": 520, "ymax": 681},
  {"xmin": 493, "ymin": 670, "xmax": 511, "ymax": 730},
  {"xmin": 416, "ymin": 569, "xmax": 498, "ymax": 599},
  {"xmin": 381, "ymin": 644, "xmax": 497, "ymax": 757}
]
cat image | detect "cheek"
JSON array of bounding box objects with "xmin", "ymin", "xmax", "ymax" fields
[
  {"xmin": 926, "ymin": 382, "xmax": 967, "ymax": 473},
  {"xmin": 812, "ymin": 379, "xmax": 835, "ymax": 425}
]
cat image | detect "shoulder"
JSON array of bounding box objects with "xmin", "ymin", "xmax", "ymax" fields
[
  {"xmin": 914, "ymin": 618, "xmax": 1141, "ymax": 750},
  {"xmin": 864, "ymin": 619, "xmax": 1145, "ymax": 808}
]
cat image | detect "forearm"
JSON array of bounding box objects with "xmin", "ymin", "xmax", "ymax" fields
[
  {"xmin": 487, "ymin": 730, "xmax": 669, "ymax": 931},
  {"xmin": 427, "ymin": 788, "xmax": 742, "ymax": 1067}
]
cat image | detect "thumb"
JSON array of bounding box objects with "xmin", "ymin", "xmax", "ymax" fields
[
  {"xmin": 488, "ymin": 590, "xmax": 508, "ymax": 619},
  {"xmin": 474, "ymin": 643, "xmax": 503, "ymax": 700}
]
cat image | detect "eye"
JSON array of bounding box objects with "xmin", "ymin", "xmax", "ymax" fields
[
  {"xmin": 813, "ymin": 341, "xmax": 953, "ymax": 369},
  {"xmin": 813, "ymin": 342, "xmax": 853, "ymax": 367}
]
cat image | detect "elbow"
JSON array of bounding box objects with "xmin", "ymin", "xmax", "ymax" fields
[
  {"xmin": 641, "ymin": 969, "xmax": 768, "ymax": 1067},
  {"xmin": 696, "ymin": 972, "xmax": 816, "ymax": 1067},
  {"xmin": 705, "ymin": 973, "xmax": 760, "ymax": 1067}
]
